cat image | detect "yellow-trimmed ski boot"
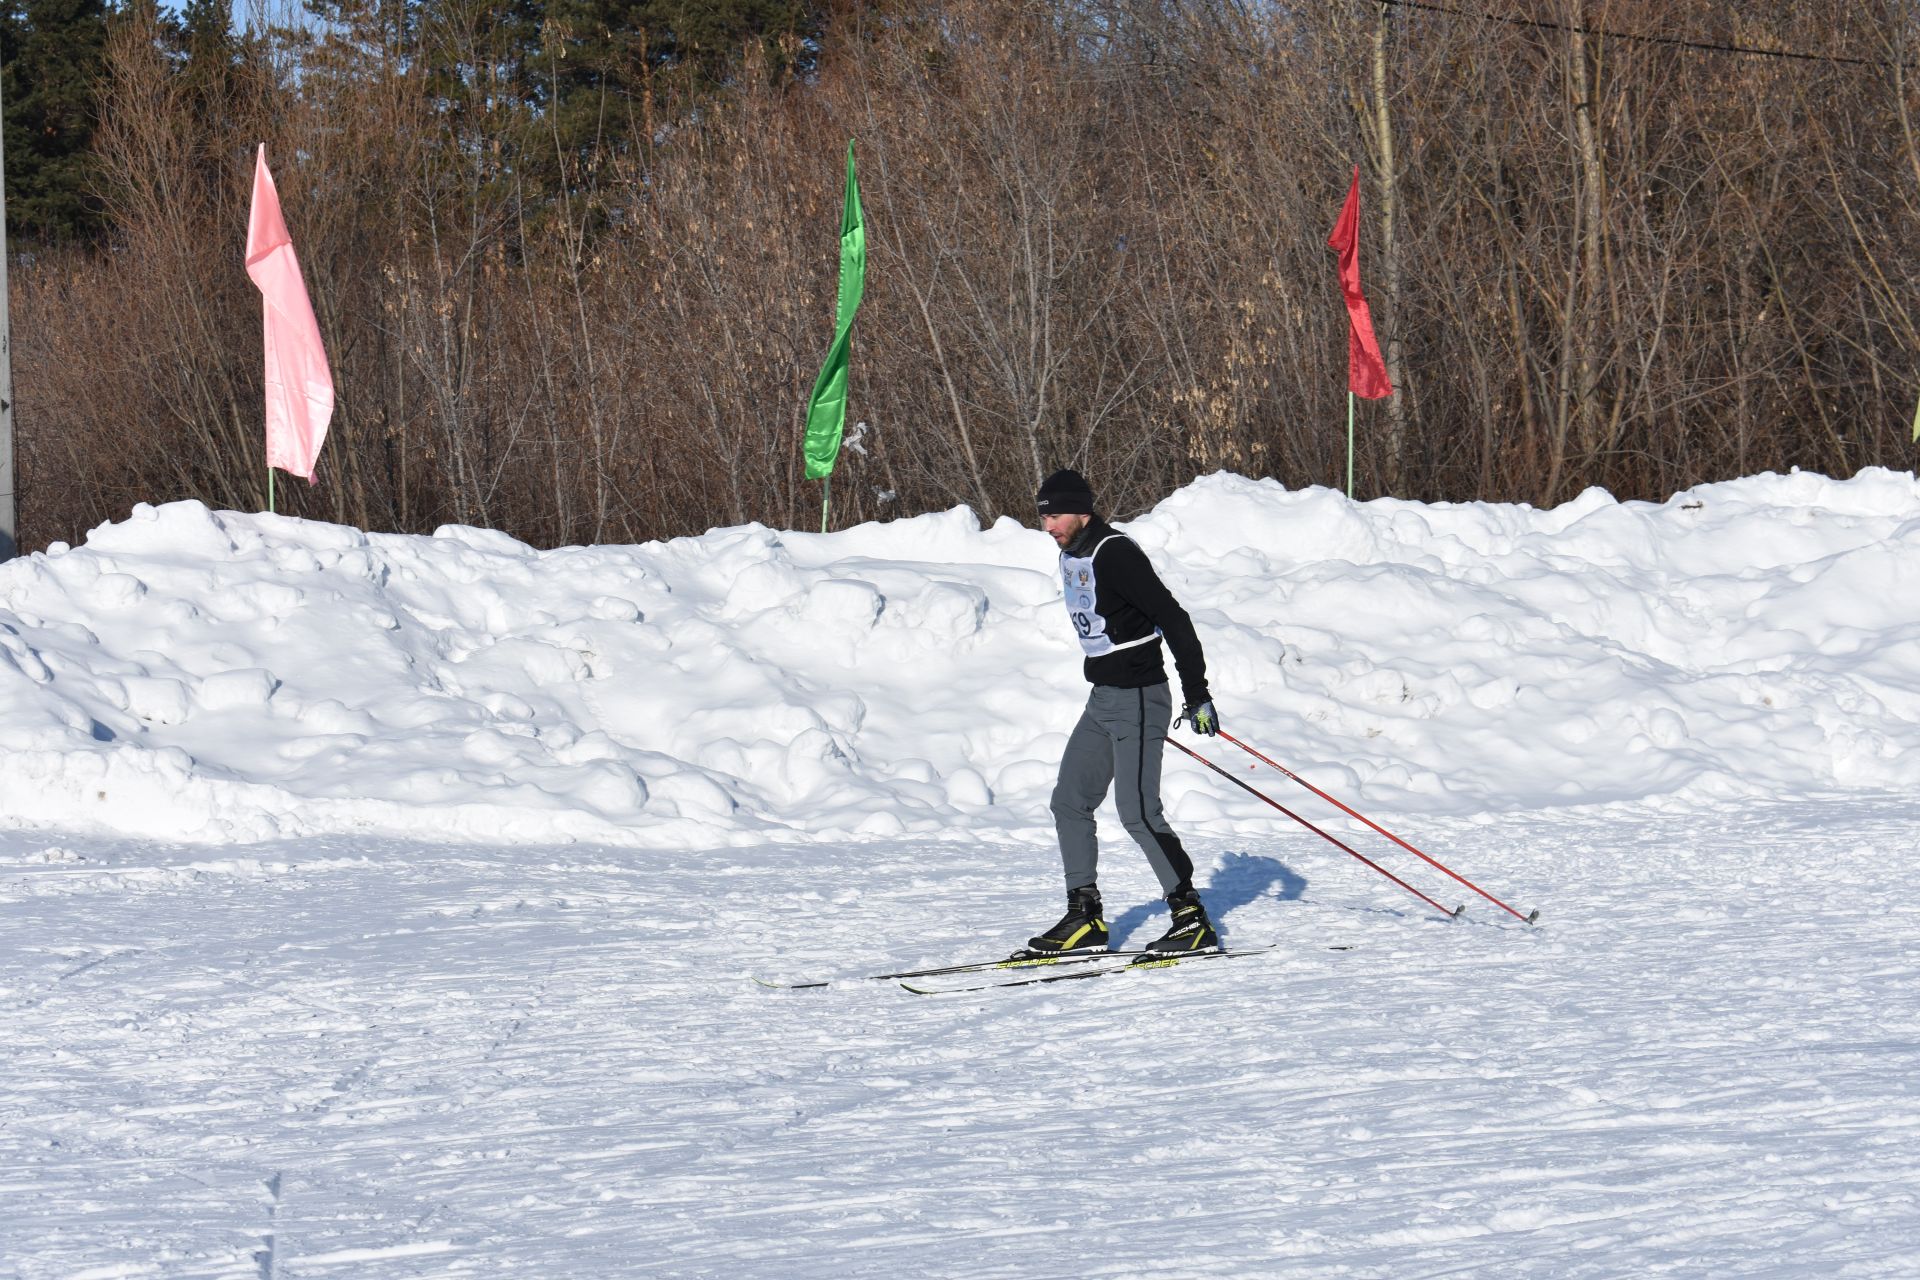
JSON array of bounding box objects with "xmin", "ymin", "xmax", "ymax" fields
[
  {"xmin": 1138, "ymin": 887, "xmax": 1220, "ymax": 957},
  {"xmin": 1017, "ymin": 886, "xmax": 1110, "ymax": 958}
]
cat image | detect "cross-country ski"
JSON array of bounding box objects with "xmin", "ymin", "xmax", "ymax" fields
[
  {"xmin": 901, "ymin": 943, "xmax": 1289, "ymax": 994},
  {"xmin": 753, "ymin": 948, "xmax": 1157, "ymax": 990}
]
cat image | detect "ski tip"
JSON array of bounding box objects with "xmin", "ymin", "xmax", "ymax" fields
[
  {"xmin": 753, "ymin": 976, "xmax": 828, "ymax": 991},
  {"xmin": 1526, "ymin": 908, "xmax": 1542, "ymax": 925}
]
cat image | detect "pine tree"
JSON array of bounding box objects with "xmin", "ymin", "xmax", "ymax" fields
[
  {"xmin": 0, "ymin": 0, "xmax": 110, "ymax": 244},
  {"xmin": 531, "ymin": 0, "xmax": 823, "ymax": 165}
]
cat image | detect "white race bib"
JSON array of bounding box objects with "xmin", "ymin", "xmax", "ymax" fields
[{"xmin": 1060, "ymin": 535, "xmax": 1162, "ymax": 658}]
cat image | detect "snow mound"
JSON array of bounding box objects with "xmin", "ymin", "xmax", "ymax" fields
[{"xmin": 3, "ymin": 469, "xmax": 1916, "ymax": 846}]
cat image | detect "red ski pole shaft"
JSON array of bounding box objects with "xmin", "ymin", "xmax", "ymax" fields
[
  {"xmin": 1166, "ymin": 737, "xmax": 1462, "ymax": 921},
  {"xmin": 1218, "ymin": 730, "xmax": 1539, "ymax": 925}
]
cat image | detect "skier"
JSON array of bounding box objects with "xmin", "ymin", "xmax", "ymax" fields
[{"xmin": 1021, "ymin": 468, "xmax": 1223, "ymax": 960}]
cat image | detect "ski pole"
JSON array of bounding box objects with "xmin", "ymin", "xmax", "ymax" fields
[
  {"xmin": 1166, "ymin": 737, "xmax": 1463, "ymax": 921},
  {"xmin": 1218, "ymin": 730, "xmax": 1540, "ymax": 925}
]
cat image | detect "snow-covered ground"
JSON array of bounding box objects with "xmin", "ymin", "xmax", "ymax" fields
[{"xmin": 4, "ymin": 470, "xmax": 1920, "ymax": 1276}]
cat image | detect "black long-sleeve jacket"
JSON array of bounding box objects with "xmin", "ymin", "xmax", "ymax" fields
[{"xmin": 1059, "ymin": 514, "xmax": 1211, "ymax": 708}]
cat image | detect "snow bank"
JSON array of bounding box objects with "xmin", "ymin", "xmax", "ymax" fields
[{"xmin": 3, "ymin": 469, "xmax": 1916, "ymax": 846}]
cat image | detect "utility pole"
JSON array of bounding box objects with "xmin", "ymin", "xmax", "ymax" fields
[{"xmin": 0, "ymin": 63, "xmax": 14, "ymax": 562}]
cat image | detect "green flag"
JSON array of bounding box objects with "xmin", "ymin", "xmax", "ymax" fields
[{"xmin": 803, "ymin": 140, "xmax": 866, "ymax": 483}]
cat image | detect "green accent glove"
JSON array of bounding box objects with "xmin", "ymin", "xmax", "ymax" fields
[{"xmin": 1186, "ymin": 700, "xmax": 1219, "ymax": 736}]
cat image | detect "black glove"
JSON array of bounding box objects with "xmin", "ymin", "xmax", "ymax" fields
[{"xmin": 1183, "ymin": 700, "xmax": 1219, "ymax": 736}]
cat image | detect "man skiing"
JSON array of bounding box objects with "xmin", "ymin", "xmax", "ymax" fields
[{"xmin": 1021, "ymin": 468, "xmax": 1223, "ymax": 960}]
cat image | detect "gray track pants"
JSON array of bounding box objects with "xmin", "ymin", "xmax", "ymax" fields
[{"xmin": 1050, "ymin": 682, "xmax": 1196, "ymax": 896}]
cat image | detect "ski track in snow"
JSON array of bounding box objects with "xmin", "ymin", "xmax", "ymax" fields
[{"xmin": 5, "ymin": 802, "xmax": 1919, "ymax": 1278}]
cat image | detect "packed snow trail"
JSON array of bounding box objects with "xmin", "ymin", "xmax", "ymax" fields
[{"xmin": 5, "ymin": 800, "xmax": 1918, "ymax": 1277}]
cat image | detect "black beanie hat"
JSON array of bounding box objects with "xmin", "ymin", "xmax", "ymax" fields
[{"xmin": 1036, "ymin": 469, "xmax": 1095, "ymax": 515}]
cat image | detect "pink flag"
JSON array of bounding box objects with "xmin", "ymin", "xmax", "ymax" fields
[
  {"xmin": 245, "ymin": 144, "xmax": 333, "ymax": 483},
  {"xmin": 1325, "ymin": 165, "xmax": 1394, "ymax": 400}
]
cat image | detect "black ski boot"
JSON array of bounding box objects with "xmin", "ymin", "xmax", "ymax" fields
[
  {"xmin": 1139, "ymin": 887, "xmax": 1219, "ymax": 957},
  {"xmin": 1017, "ymin": 885, "xmax": 1110, "ymax": 958}
]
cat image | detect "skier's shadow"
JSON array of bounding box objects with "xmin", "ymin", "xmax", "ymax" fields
[{"xmin": 1110, "ymin": 850, "xmax": 1306, "ymax": 946}]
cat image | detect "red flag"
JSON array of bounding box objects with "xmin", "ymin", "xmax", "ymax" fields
[{"xmin": 1325, "ymin": 166, "xmax": 1393, "ymax": 400}]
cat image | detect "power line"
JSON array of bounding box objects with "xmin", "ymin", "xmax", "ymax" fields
[{"xmin": 1379, "ymin": 0, "xmax": 1913, "ymax": 71}]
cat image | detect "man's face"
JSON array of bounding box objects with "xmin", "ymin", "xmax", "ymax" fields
[{"xmin": 1042, "ymin": 512, "xmax": 1091, "ymax": 548}]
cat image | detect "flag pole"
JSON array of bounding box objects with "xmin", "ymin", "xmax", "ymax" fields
[
  {"xmin": 820, "ymin": 475, "xmax": 831, "ymax": 533},
  {"xmin": 0, "ymin": 67, "xmax": 15, "ymax": 562},
  {"xmin": 268, "ymin": 467, "xmax": 275, "ymax": 514},
  {"xmin": 1346, "ymin": 391, "xmax": 1356, "ymax": 499},
  {"xmin": 1910, "ymin": 386, "xmax": 1920, "ymax": 444}
]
